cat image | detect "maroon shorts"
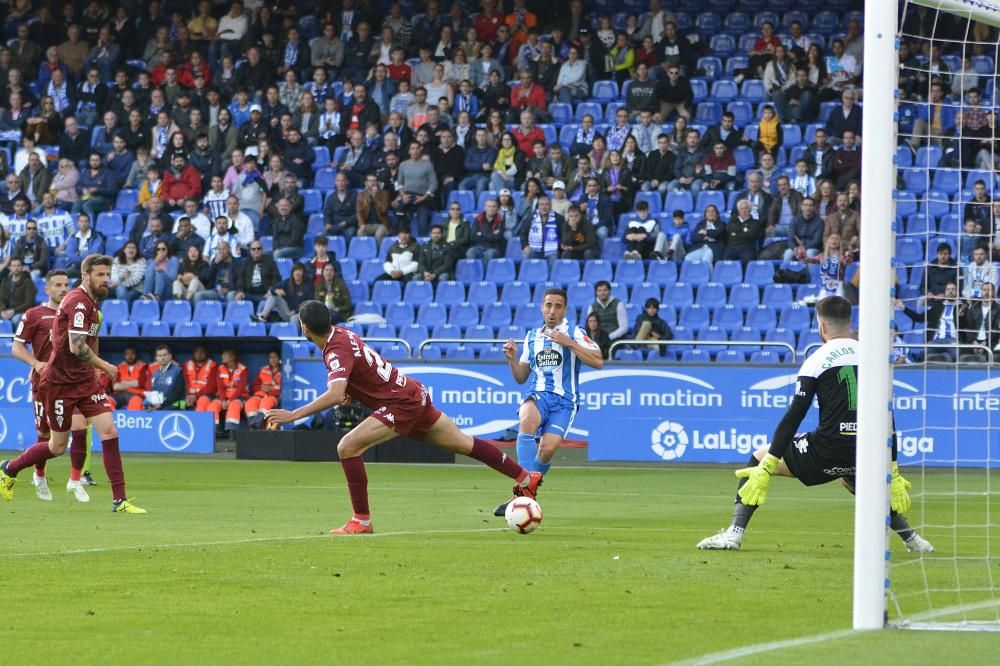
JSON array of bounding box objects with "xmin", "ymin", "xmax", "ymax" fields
[
  {"xmin": 370, "ymin": 385, "xmax": 443, "ymax": 441},
  {"xmin": 30, "ymin": 381, "xmax": 49, "ymax": 436},
  {"xmin": 42, "ymin": 377, "xmax": 113, "ymax": 433}
]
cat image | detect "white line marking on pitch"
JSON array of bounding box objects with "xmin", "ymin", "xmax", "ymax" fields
[{"xmin": 665, "ymin": 629, "xmax": 858, "ymax": 666}]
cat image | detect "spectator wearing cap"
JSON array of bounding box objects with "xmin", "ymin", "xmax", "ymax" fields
[
  {"xmin": 379, "ymin": 225, "xmax": 423, "ymax": 283},
  {"xmin": 459, "ymin": 127, "xmax": 498, "ymax": 198},
  {"xmin": 560, "ymin": 204, "xmax": 598, "ymax": 261},
  {"xmin": 239, "ymin": 104, "xmax": 269, "ymax": 150},
  {"xmin": 419, "ymin": 224, "xmax": 455, "ymax": 284},
  {"xmin": 233, "ymin": 239, "xmax": 281, "ymax": 307},
  {"xmin": 466, "ymin": 199, "xmax": 505, "ymax": 267},
  {"xmin": 550, "ymin": 181, "xmax": 570, "ymax": 218},
  {"xmin": 633, "ymin": 298, "xmax": 673, "ymax": 357}
]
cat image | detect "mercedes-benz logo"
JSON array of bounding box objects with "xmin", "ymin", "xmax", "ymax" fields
[
  {"xmin": 0, "ymin": 413, "xmax": 7, "ymax": 445},
  {"xmin": 158, "ymin": 413, "xmax": 196, "ymax": 451}
]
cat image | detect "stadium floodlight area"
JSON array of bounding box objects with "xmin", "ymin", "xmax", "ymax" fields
[{"xmin": 856, "ymin": 0, "xmax": 1000, "ymax": 633}]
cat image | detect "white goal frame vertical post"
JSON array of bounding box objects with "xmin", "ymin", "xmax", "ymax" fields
[{"xmin": 853, "ymin": 1, "xmax": 898, "ymax": 631}]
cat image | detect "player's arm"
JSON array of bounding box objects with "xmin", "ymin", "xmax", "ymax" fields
[
  {"xmin": 11, "ymin": 338, "xmax": 43, "ymax": 373},
  {"xmin": 736, "ymin": 376, "xmax": 816, "ymax": 506},
  {"xmin": 566, "ymin": 327, "xmax": 605, "ymax": 369},
  {"xmin": 267, "ymin": 379, "xmax": 347, "ymax": 425},
  {"xmin": 68, "ymin": 331, "xmax": 117, "ymax": 380},
  {"xmin": 504, "ymin": 337, "xmax": 531, "ymax": 384}
]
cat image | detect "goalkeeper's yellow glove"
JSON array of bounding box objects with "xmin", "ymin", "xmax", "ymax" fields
[
  {"xmin": 735, "ymin": 454, "xmax": 780, "ymax": 506},
  {"xmin": 890, "ymin": 462, "xmax": 912, "ymax": 514}
]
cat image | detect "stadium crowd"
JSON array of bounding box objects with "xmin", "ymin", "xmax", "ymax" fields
[{"xmin": 0, "ymin": 0, "xmax": 991, "ymax": 365}]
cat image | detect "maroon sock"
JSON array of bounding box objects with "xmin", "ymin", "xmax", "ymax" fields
[
  {"xmin": 69, "ymin": 430, "xmax": 88, "ymax": 473},
  {"xmin": 100, "ymin": 437, "xmax": 127, "ymax": 502},
  {"xmin": 339, "ymin": 456, "xmax": 370, "ymax": 517},
  {"xmin": 6, "ymin": 442, "xmax": 57, "ymax": 477},
  {"xmin": 34, "ymin": 461, "xmax": 46, "ymax": 477},
  {"xmin": 470, "ymin": 438, "xmax": 528, "ymax": 482}
]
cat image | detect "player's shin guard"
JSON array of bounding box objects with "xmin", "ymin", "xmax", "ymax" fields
[
  {"xmin": 731, "ymin": 453, "xmax": 761, "ymax": 530},
  {"xmin": 5, "ymin": 442, "xmax": 58, "ymax": 476},
  {"xmin": 339, "ymin": 456, "xmax": 370, "ymax": 519},
  {"xmin": 470, "ymin": 438, "xmax": 528, "ymax": 482},
  {"xmin": 515, "ymin": 433, "xmax": 538, "ymax": 473},
  {"xmin": 890, "ymin": 510, "xmax": 916, "ymax": 541},
  {"xmin": 69, "ymin": 429, "xmax": 87, "ymax": 481},
  {"xmin": 100, "ymin": 437, "xmax": 127, "ymax": 502}
]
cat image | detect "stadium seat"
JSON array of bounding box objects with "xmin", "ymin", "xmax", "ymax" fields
[
  {"xmin": 314, "ymin": 168, "xmax": 336, "ymax": 190},
  {"xmin": 610, "ymin": 260, "xmax": 641, "ymax": 287},
  {"xmin": 372, "ymin": 280, "xmax": 402, "ymax": 305},
  {"xmin": 237, "ymin": 321, "xmax": 268, "ymax": 337},
  {"xmin": 266, "ymin": 322, "xmax": 296, "ymax": 338},
  {"xmin": 740, "ymin": 79, "xmax": 765, "ymax": 103},
  {"xmin": 307, "ymin": 214, "xmax": 325, "ymax": 235},
  {"xmin": 448, "ymin": 302, "xmax": 480, "ymax": 330},
  {"xmin": 679, "ymin": 260, "xmax": 711, "ymax": 286},
  {"xmin": 696, "ymin": 102, "xmax": 723, "ymax": 125},
  {"xmin": 549, "ymin": 103, "xmax": 572, "ymax": 125},
  {"xmin": 400, "ymin": 324, "xmax": 428, "ymax": 353},
  {"xmin": 722, "ymin": 12, "xmax": 749, "ymax": 34},
  {"xmin": 697, "ymin": 56, "xmax": 723, "ymax": 79},
  {"xmin": 709, "ymin": 34, "xmax": 736, "ymax": 57},
  {"xmin": 467, "ymin": 281, "xmax": 498, "ymax": 308},
  {"xmin": 664, "ymin": 282, "xmax": 694, "ymax": 308},
  {"xmin": 779, "ymin": 304, "xmax": 811, "ymax": 333},
  {"xmin": 513, "ymin": 304, "xmax": 539, "ymax": 328},
  {"xmin": 114, "ymin": 189, "xmax": 139, "ymax": 213},
  {"xmin": 574, "ymin": 102, "xmax": 603, "ymax": 123},
  {"xmin": 346, "ymin": 280, "xmax": 369, "ymax": 304},
  {"xmin": 100, "ymin": 299, "xmax": 129, "ymax": 324},
  {"xmin": 679, "ymin": 304, "xmax": 711, "ymax": 330},
  {"xmin": 727, "ymin": 100, "xmax": 754, "ymax": 126},
  {"xmin": 591, "ymin": 80, "xmax": 619, "ymax": 102},
  {"xmin": 647, "ymin": 261, "xmax": 677, "ymax": 286},
  {"xmin": 454, "ymin": 259, "xmax": 485, "ymax": 283},
  {"xmin": 481, "ymin": 302, "xmax": 512, "ymax": 329},
  {"xmin": 549, "ymin": 259, "xmax": 581, "ymax": 285},
  {"xmin": 485, "ymin": 259, "xmax": 517, "ymax": 283},
  {"xmin": 728, "ymin": 283, "xmax": 758, "ymax": 310},
  {"xmin": 447, "ymin": 190, "xmax": 476, "ymax": 212},
  {"xmin": 500, "ymin": 281, "xmax": 531, "ymax": 307},
  {"xmin": 746, "ymin": 305, "xmax": 777, "ymax": 330},
  {"xmin": 518, "ymin": 259, "xmax": 549, "ymax": 286},
  {"xmin": 96, "ymin": 212, "xmax": 123, "ymax": 236},
  {"xmin": 711, "ymin": 261, "xmax": 743, "ymax": 286},
  {"xmin": 275, "ymin": 258, "xmax": 292, "ymax": 281},
  {"xmin": 716, "ymin": 349, "xmax": 745, "ymax": 363},
  {"xmin": 664, "ymin": 190, "xmax": 694, "ymax": 214},
  {"xmin": 108, "ymin": 320, "xmax": 139, "ymax": 337},
  {"xmin": 712, "ymin": 304, "xmax": 745, "ymax": 332},
  {"xmin": 695, "ymin": 191, "xmax": 726, "ymax": 214},
  {"xmin": 744, "ymin": 261, "xmax": 775, "ymax": 286},
  {"xmin": 366, "ymin": 322, "xmax": 397, "ymax": 339},
  {"xmin": 694, "ymin": 282, "xmax": 727, "ymax": 309},
  {"xmin": 353, "ymin": 301, "xmax": 382, "ymax": 318},
  {"xmin": 141, "ymin": 321, "xmax": 171, "ymax": 337},
  {"xmin": 358, "ymin": 259, "xmax": 384, "ymax": 284},
  {"xmin": 192, "ymin": 301, "xmax": 224, "ymax": 326},
  {"xmin": 173, "ymin": 322, "xmax": 202, "ymax": 337},
  {"xmin": 614, "ymin": 348, "xmax": 645, "ymax": 362},
  {"xmin": 581, "ymin": 260, "xmax": 613, "ymax": 284},
  {"xmin": 130, "ymin": 299, "xmax": 160, "ymax": 325},
  {"xmin": 762, "ymin": 283, "xmax": 794, "ymax": 307},
  {"xmin": 311, "ymin": 146, "xmax": 330, "ymax": 169},
  {"xmin": 679, "ymin": 349, "xmax": 710, "ymax": 362},
  {"xmin": 301, "ymin": 190, "xmax": 323, "ymax": 214},
  {"xmin": 416, "ymin": 303, "xmax": 448, "ymax": 328},
  {"xmin": 431, "ymin": 281, "xmax": 462, "ymax": 307},
  {"xmin": 567, "ymin": 282, "xmax": 594, "ymax": 310},
  {"xmin": 403, "ymin": 281, "xmax": 434, "ymax": 307},
  {"xmin": 697, "ymin": 326, "xmax": 729, "ymax": 355},
  {"xmin": 932, "ymin": 170, "xmax": 961, "ymax": 194},
  {"xmin": 629, "ymin": 282, "xmax": 661, "ymax": 306},
  {"xmin": 221, "ymin": 300, "xmax": 252, "ymax": 325},
  {"xmin": 895, "ymin": 237, "xmax": 924, "ymax": 265},
  {"xmin": 204, "ymin": 322, "xmax": 234, "ymax": 337},
  {"xmin": 347, "ymin": 236, "xmax": 378, "ymax": 261},
  {"xmin": 634, "ymin": 191, "xmax": 663, "ymax": 215},
  {"xmin": 444, "ymin": 346, "xmax": 476, "ymax": 360},
  {"xmin": 708, "ymin": 79, "xmax": 738, "ymax": 103},
  {"xmin": 385, "ymin": 302, "xmax": 415, "ymax": 328}
]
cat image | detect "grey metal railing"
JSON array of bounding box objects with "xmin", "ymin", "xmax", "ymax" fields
[
  {"xmin": 803, "ymin": 341, "xmax": 995, "ymax": 363},
  {"xmin": 609, "ymin": 338, "xmax": 797, "ymax": 361}
]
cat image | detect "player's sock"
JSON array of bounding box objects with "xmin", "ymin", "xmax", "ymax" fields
[
  {"xmin": 515, "ymin": 433, "xmax": 537, "ymax": 473},
  {"xmin": 534, "ymin": 454, "xmax": 552, "ymax": 475},
  {"xmin": 69, "ymin": 429, "xmax": 87, "ymax": 482},
  {"xmin": 469, "ymin": 438, "xmax": 528, "ymax": 482},
  {"xmin": 731, "ymin": 453, "xmax": 761, "ymax": 530},
  {"xmin": 890, "ymin": 510, "xmax": 916, "ymax": 541},
  {"xmin": 339, "ymin": 456, "xmax": 370, "ymax": 517},
  {"xmin": 33, "ymin": 463, "xmax": 45, "ymax": 478},
  {"xmin": 82, "ymin": 427, "xmax": 93, "ymax": 474},
  {"xmin": 100, "ymin": 437, "xmax": 127, "ymax": 502},
  {"xmin": 5, "ymin": 442, "xmax": 57, "ymax": 477}
]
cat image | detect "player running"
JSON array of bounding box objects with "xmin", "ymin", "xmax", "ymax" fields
[
  {"xmin": 493, "ymin": 288, "xmax": 604, "ymax": 516},
  {"xmin": 696, "ymin": 296, "xmax": 933, "ymax": 552},
  {"xmin": 10, "ymin": 269, "xmax": 93, "ymax": 502},
  {"xmin": 0, "ymin": 254, "xmax": 146, "ymax": 513},
  {"xmin": 264, "ymin": 300, "xmax": 543, "ymax": 535}
]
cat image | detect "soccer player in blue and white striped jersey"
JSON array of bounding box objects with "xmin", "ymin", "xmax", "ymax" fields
[{"xmin": 493, "ymin": 288, "xmax": 604, "ymax": 516}]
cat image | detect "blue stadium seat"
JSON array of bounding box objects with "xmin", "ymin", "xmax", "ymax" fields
[
  {"xmin": 709, "ymin": 34, "xmax": 736, "ymax": 57},
  {"xmin": 679, "ymin": 304, "xmax": 711, "ymax": 329},
  {"xmin": 591, "ymin": 80, "xmax": 619, "ymax": 102},
  {"xmin": 275, "ymin": 258, "xmax": 292, "ymax": 280},
  {"xmin": 416, "ymin": 303, "xmax": 448, "ymax": 328},
  {"xmin": 377, "ymin": 236, "xmax": 394, "ymax": 261},
  {"xmin": 513, "ymin": 304, "xmax": 539, "ymax": 328},
  {"xmin": 110, "ymin": 321, "xmax": 139, "ymax": 337},
  {"xmin": 447, "ymin": 190, "xmax": 476, "ymax": 212},
  {"xmin": 932, "ymin": 170, "xmax": 960, "ymax": 194},
  {"xmin": 695, "ymin": 190, "xmax": 726, "ymax": 214},
  {"xmin": 353, "ymin": 301, "xmax": 382, "ymax": 318},
  {"xmin": 762, "ymin": 283, "xmax": 794, "ymax": 307},
  {"xmin": 781, "ymin": 124, "xmax": 802, "ymax": 147},
  {"xmin": 708, "ymin": 79, "xmax": 738, "ymax": 103},
  {"xmin": 372, "ymin": 280, "xmax": 402, "ymax": 305},
  {"xmin": 448, "ymin": 302, "xmax": 480, "ymax": 330},
  {"xmin": 467, "ymin": 281, "xmax": 498, "ymax": 307},
  {"xmin": 518, "ymin": 259, "xmax": 549, "ymax": 286},
  {"xmin": 896, "ymin": 237, "xmax": 924, "ymax": 265},
  {"xmin": 130, "ymin": 299, "xmax": 160, "ymax": 325},
  {"xmin": 173, "ymin": 322, "xmax": 202, "ymax": 337},
  {"xmin": 630, "ymin": 282, "xmax": 661, "ymax": 307},
  {"xmin": 307, "ymin": 214, "xmax": 325, "ymax": 235},
  {"xmin": 549, "ymin": 259, "xmax": 581, "ymax": 285},
  {"xmin": 697, "ymin": 56, "xmax": 723, "ymax": 78},
  {"xmin": 400, "ymin": 324, "xmax": 428, "ymax": 353},
  {"xmin": 634, "ymin": 191, "xmax": 663, "ymax": 215},
  {"xmin": 301, "ymin": 189, "xmax": 323, "ymax": 214},
  {"xmin": 485, "ymin": 259, "xmax": 517, "ymax": 283},
  {"xmin": 366, "ymin": 323, "xmax": 397, "ymax": 339},
  {"xmin": 695, "ymin": 12, "xmax": 722, "ymax": 34},
  {"xmin": 105, "ymin": 234, "xmax": 127, "ymax": 257},
  {"xmin": 385, "ymin": 302, "xmax": 415, "ymax": 328},
  {"xmin": 694, "ymin": 282, "xmax": 727, "ymax": 309},
  {"xmin": 445, "ymin": 346, "xmax": 476, "ymax": 360},
  {"xmin": 664, "ymin": 190, "xmax": 694, "ymax": 214},
  {"xmin": 716, "ymin": 349, "xmax": 745, "ymax": 363},
  {"xmin": 711, "ymin": 261, "xmax": 743, "ymax": 286},
  {"xmin": 764, "ymin": 327, "xmax": 797, "ymax": 353},
  {"xmin": 268, "ymin": 322, "xmax": 297, "ymax": 338},
  {"xmin": 647, "ymin": 261, "xmax": 677, "ymax": 285},
  {"xmin": 749, "ymin": 348, "xmax": 782, "ymax": 364},
  {"xmin": 905, "ymin": 214, "xmax": 933, "ymax": 235},
  {"xmin": 358, "ymin": 259, "xmax": 384, "ymax": 284},
  {"xmin": 895, "ymin": 145, "xmax": 913, "ymax": 167},
  {"xmin": 549, "ymin": 103, "xmax": 572, "ymax": 125},
  {"xmin": 314, "ymin": 168, "xmax": 336, "ymax": 191},
  {"xmin": 614, "ymin": 348, "xmax": 644, "ymax": 362},
  {"xmin": 727, "ymin": 101, "xmax": 754, "ymax": 126},
  {"xmin": 712, "ymin": 304, "xmax": 745, "ymax": 332},
  {"xmin": 328, "ymin": 237, "xmax": 348, "ymax": 259},
  {"xmin": 723, "ymin": 12, "xmax": 749, "ymax": 34},
  {"xmin": 500, "ymin": 281, "xmax": 531, "ymax": 306},
  {"xmin": 192, "ymin": 301, "xmax": 224, "ymax": 326},
  {"xmin": 498, "ymin": 324, "xmax": 526, "ymax": 342},
  {"xmin": 728, "ymin": 283, "xmax": 759, "ymax": 310},
  {"xmin": 740, "ymin": 79, "xmax": 765, "ymax": 103},
  {"xmin": 725, "ymin": 55, "xmax": 749, "ymax": 77},
  {"xmin": 481, "ymin": 302, "xmax": 512, "ymax": 329},
  {"xmin": 746, "ymin": 305, "xmax": 777, "ymax": 330},
  {"xmin": 141, "ymin": 321, "xmax": 171, "ymax": 337},
  {"xmin": 205, "ymin": 322, "xmax": 235, "ymax": 337},
  {"xmin": 346, "ymin": 280, "xmax": 369, "ymax": 304},
  {"xmin": 613, "ymin": 260, "xmax": 644, "ymax": 287},
  {"xmin": 914, "ymin": 145, "xmax": 943, "ymax": 168},
  {"xmin": 432, "ymin": 281, "xmax": 464, "ymax": 307},
  {"xmin": 680, "ymin": 349, "xmax": 711, "ymax": 363},
  {"xmin": 348, "ymin": 236, "xmax": 378, "ymax": 261},
  {"xmin": 403, "ymin": 280, "xmax": 434, "ymax": 307},
  {"xmin": 567, "ymin": 282, "xmax": 594, "ymax": 310},
  {"xmin": 574, "ymin": 102, "xmax": 603, "ymax": 123},
  {"xmin": 779, "ymin": 304, "xmax": 811, "ymax": 332},
  {"xmin": 237, "ymin": 321, "xmax": 268, "ymax": 337},
  {"xmin": 744, "ymin": 261, "xmax": 775, "ymax": 286},
  {"xmin": 223, "ymin": 300, "xmax": 254, "ymax": 325},
  {"xmin": 679, "ymin": 260, "xmax": 711, "ymax": 286},
  {"xmin": 100, "ymin": 299, "xmax": 129, "ymax": 324},
  {"xmin": 664, "ymin": 282, "xmax": 694, "ymax": 308},
  {"xmin": 601, "ymin": 238, "xmax": 624, "ymax": 259},
  {"xmin": 696, "ymin": 102, "xmax": 722, "ymax": 125},
  {"xmin": 658, "ymin": 304, "xmax": 677, "ymax": 327},
  {"xmin": 96, "ymin": 212, "xmax": 123, "ymax": 236},
  {"xmin": 114, "ymin": 189, "xmax": 139, "ymax": 213},
  {"xmin": 697, "ymin": 326, "xmax": 729, "ymax": 355},
  {"xmin": 454, "ymin": 259, "xmax": 485, "ymax": 283},
  {"xmin": 581, "ymin": 260, "xmax": 613, "ymax": 284}
]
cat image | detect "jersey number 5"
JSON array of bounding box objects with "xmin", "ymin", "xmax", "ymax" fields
[
  {"xmin": 363, "ymin": 346, "xmax": 406, "ymax": 387},
  {"xmin": 837, "ymin": 366, "xmax": 858, "ymax": 411}
]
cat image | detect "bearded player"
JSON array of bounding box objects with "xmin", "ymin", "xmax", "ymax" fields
[
  {"xmin": 265, "ymin": 300, "xmax": 542, "ymax": 535},
  {"xmin": 0, "ymin": 254, "xmax": 146, "ymax": 513},
  {"xmin": 493, "ymin": 288, "xmax": 603, "ymax": 517},
  {"xmin": 696, "ymin": 296, "xmax": 933, "ymax": 552},
  {"xmin": 10, "ymin": 269, "xmax": 92, "ymax": 502}
]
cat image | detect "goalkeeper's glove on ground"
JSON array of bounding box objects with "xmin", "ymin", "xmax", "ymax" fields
[
  {"xmin": 735, "ymin": 454, "xmax": 780, "ymax": 506},
  {"xmin": 890, "ymin": 462, "xmax": 912, "ymax": 514}
]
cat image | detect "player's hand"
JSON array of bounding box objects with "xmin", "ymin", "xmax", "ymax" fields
[
  {"xmin": 502, "ymin": 338, "xmax": 518, "ymax": 361},
  {"xmin": 102, "ymin": 362, "xmax": 118, "ymax": 382},
  {"xmin": 890, "ymin": 462, "xmax": 912, "ymax": 514},
  {"xmin": 544, "ymin": 328, "xmax": 571, "ymax": 347},
  {"xmin": 265, "ymin": 408, "xmax": 295, "ymax": 426},
  {"xmin": 735, "ymin": 453, "xmax": 779, "ymax": 506}
]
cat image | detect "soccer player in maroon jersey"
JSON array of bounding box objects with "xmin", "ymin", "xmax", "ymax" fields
[
  {"xmin": 0, "ymin": 255, "xmax": 147, "ymax": 513},
  {"xmin": 265, "ymin": 300, "xmax": 542, "ymax": 534},
  {"xmin": 10, "ymin": 270, "xmax": 93, "ymax": 502}
]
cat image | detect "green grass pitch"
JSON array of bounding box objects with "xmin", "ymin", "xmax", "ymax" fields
[{"xmin": 1, "ymin": 452, "xmax": 998, "ymax": 665}]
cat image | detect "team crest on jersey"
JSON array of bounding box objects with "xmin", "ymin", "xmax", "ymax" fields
[
  {"xmin": 73, "ymin": 312, "xmax": 85, "ymax": 328},
  {"xmin": 535, "ymin": 348, "xmax": 563, "ymax": 369}
]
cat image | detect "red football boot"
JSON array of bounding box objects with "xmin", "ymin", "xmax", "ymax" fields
[
  {"xmin": 514, "ymin": 471, "xmax": 543, "ymax": 500},
  {"xmin": 329, "ymin": 519, "xmax": 374, "ymax": 535}
]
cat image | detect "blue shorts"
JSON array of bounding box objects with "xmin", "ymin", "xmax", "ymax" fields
[{"xmin": 521, "ymin": 392, "xmax": 578, "ymax": 439}]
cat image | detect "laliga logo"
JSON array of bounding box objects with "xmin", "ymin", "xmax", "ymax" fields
[
  {"xmin": 651, "ymin": 420, "xmax": 688, "ymax": 461},
  {"xmin": 158, "ymin": 413, "xmax": 196, "ymax": 451}
]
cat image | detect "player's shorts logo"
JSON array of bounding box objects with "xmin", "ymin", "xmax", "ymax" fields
[
  {"xmin": 534, "ymin": 348, "xmax": 562, "ymax": 369},
  {"xmin": 794, "ymin": 434, "xmax": 809, "ymax": 454},
  {"xmin": 651, "ymin": 420, "xmax": 688, "ymax": 461},
  {"xmin": 158, "ymin": 413, "xmax": 196, "ymax": 451},
  {"xmin": 90, "ymin": 392, "xmax": 109, "ymax": 403}
]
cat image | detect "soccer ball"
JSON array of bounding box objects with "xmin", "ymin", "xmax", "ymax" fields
[{"xmin": 504, "ymin": 497, "xmax": 542, "ymax": 534}]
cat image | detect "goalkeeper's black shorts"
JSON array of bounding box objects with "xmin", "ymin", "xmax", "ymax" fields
[{"xmin": 783, "ymin": 432, "xmax": 858, "ymax": 487}]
